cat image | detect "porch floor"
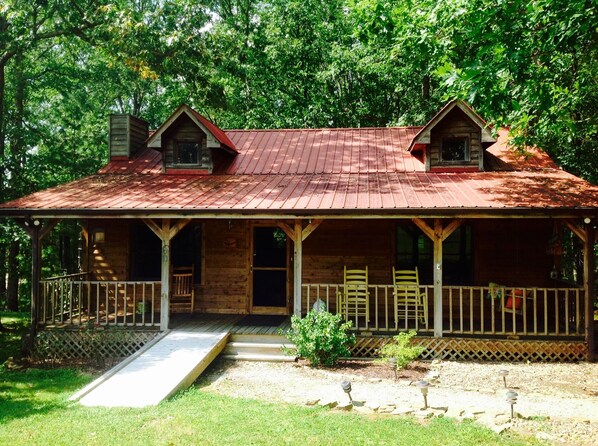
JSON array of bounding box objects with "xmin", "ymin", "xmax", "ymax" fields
[{"xmin": 170, "ymin": 313, "xmax": 292, "ymax": 335}]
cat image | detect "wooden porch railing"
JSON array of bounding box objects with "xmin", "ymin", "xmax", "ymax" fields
[
  {"xmin": 40, "ymin": 279, "xmax": 161, "ymax": 328},
  {"xmin": 302, "ymin": 284, "xmax": 585, "ymax": 338}
]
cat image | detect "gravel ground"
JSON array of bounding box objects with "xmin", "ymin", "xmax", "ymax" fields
[{"xmin": 197, "ymin": 358, "xmax": 598, "ymax": 445}]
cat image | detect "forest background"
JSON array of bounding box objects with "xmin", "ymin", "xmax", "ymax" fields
[{"xmin": 0, "ymin": 0, "xmax": 596, "ymax": 315}]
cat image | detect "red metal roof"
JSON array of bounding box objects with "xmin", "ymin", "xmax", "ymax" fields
[{"xmin": 1, "ymin": 127, "xmax": 597, "ymax": 216}]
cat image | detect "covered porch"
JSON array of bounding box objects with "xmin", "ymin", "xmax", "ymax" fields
[{"xmin": 30, "ymin": 214, "xmax": 595, "ymax": 362}]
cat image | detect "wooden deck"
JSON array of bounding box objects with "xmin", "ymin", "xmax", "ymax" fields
[{"xmin": 170, "ymin": 313, "xmax": 292, "ymax": 335}]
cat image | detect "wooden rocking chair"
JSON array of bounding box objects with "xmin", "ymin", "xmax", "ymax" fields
[
  {"xmin": 170, "ymin": 265, "xmax": 195, "ymax": 314},
  {"xmin": 393, "ymin": 267, "xmax": 427, "ymax": 328},
  {"xmin": 337, "ymin": 266, "xmax": 370, "ymax": 323}
]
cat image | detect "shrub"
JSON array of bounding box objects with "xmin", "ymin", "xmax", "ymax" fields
[
  {"xmin": 377, "ymin": 330, "xmax": 424, "ymax": 369},
  {"xmin": 284, "ymin": 310, "xmax": 355, "ymax": 366}
]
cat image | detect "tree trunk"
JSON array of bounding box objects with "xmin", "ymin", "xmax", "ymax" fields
[
  {"xmin": 0, "ymin": 244, "xmax": 6, "ymax": 306},
  {"xmin": 7, "ymin": 240, "xmax": 19, "ymax": 311}
]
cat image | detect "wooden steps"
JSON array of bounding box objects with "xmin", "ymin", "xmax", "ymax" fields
[{"xmin": 222, "ymin": 334, "xmax": 297, "ymax": 362}]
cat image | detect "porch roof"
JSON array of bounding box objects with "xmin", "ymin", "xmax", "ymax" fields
[{"xmin": 1, "ymin": 169, "xmax": 596, "ymax": 217}]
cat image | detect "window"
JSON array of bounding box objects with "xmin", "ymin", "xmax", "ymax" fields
[
  {"xmin": 130, "ymin": 223, "xmax": 161, "ymax": 280},
  {"xmin": 175, "ymin": 141, "xmax": 200, "ymax": 165},
  {"xmin": 441, "ymin": 137, "xmax": 469, "ymax": 162},
  {"xmin": 130, "ymin": 221, "xmax": 202, "ymax": 283},
  {"xmin": 396, "ymin": 223, "xmax": 473, "ymax": 285}
]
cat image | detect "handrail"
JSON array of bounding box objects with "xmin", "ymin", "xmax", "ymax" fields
[
  {"xmin": 44, "ymin": 272, "xmax": 89, "ymax": 281},
  {"xmin": 302, "ymin": 283, "xmax": 585, "ymax": 338}
]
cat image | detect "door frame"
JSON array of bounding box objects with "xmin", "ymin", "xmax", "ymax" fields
[{"xmin": 249, "ymin": 223, "xmax": 291, "ymax": 315}]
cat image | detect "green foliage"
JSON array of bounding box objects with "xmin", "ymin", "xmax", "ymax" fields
[
  {"xmin": 284, "ymin": 310, "xmax": 355, "ymax": 366},
  {"xmin": 0, "ymin": 312, "xmax": 29, "ymax": 364},
  {"xmin": 378, "ymin": 330, "xmax": 424, "ymax": 369}
]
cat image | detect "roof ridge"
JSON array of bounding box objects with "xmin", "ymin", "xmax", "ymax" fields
[{"xmin": 225, "ymin": 126, "xmax": 424, "ymax": 132}]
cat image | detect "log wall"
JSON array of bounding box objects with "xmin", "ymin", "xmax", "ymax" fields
[
  {"xmin": 83, "ymin": 217, "xmax": 557, "ymax": 315},
  {"xmin": 197, "ymin": 219, "xmax": 250, "ymax": 313}
]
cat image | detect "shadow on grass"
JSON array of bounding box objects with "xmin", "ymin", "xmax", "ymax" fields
[{"xmin": 0, "ymin": 367, "xmax": 91, "ymax": 423}]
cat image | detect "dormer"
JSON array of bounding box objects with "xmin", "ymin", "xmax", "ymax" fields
[
  {"xmin": 146, "ymin": 104, "xmax": 237, "ymax": 174},
  {"xmin": 408, "ymin": 100, "xmax": 496, "ymax": 172}
]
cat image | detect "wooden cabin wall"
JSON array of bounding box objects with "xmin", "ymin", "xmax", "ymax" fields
[
  {"xmin": 86, "ymin": 219, "xmax": 129, "ymax": 281},
  {"xmin": 197, "ymin": 219, "xmax": 249, "ymax": 314},
  {"xmin": 303, "ymin": 220, "xmax": 395, "ymax": 285},
  {"xmin": 474, "ymin": 219, "xmax": 554, "ymax": 287}
]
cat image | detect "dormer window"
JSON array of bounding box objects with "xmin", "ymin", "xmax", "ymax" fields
[
  {"xmin": 441, "ymin": 137, "xmax": 469, "ymax": 163},
  {"xmin": 176, "ymin": 141, "xmax": 200, "ymax": 165}
]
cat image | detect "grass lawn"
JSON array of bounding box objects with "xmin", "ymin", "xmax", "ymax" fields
[{"xmin": 0, "ymin": 313, "xmax": 541, "ymax": 446}]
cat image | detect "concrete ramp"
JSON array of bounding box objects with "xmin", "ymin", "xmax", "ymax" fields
[{"xmin": 73, "ymin": 330, "xmax": 229, "ymax": 407}]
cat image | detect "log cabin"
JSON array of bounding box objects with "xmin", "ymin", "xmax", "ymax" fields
[{"xmin": 1, "ymin": 100, "xmax": 597, "ymax": 361}]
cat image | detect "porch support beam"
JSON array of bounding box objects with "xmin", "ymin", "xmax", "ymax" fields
[
  {"xmin": 288, "ymin": 219, "xmax": 322, "ymax": 317},
  {"xmin": 142, "ymin": 218, "xmax": 191, "ymax": 330},
  {"xmin": 565, "ymin": 218, "xmax": 596, "ymax": 361},
  {"xmin": 583, "ymin": 221, "xmax": 596, "ymax": 361},
  {"xmin": 433, "ymin": 219, "xmax": 443, "ymax": 338},
  {"xmin": 293, "ymin": 220, "xmax": 302, "ymax": 317},
  {"xmin": 16, "ymin": 218, "xmax": 59, "ymax": 343},
  {"xmin": 412, "ymin": 218, "xmax": 463, "ymax": 338}
]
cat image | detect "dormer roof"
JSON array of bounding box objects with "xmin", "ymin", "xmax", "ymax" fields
[
  {"xmin": 146, "ymin": 104, "xmax": 238, "ymax": 154},
  {"xmin": 408, "ymin": 100, "xmax": 496, "ymax": 151}
]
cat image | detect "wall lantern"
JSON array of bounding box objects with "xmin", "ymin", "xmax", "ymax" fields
[{"xmin": 92, "ymin": 228, "xmax": 105, "ymax": 244}]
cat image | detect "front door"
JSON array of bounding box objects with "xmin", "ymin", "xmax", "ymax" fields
[{"xmin": 251, "ymin": 226, "xmax": 289, "ymax": 314}]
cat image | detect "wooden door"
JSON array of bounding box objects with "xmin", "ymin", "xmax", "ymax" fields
[{"xmin": 251, "ymin": 226, "xmax": 289, "ymax": 314}]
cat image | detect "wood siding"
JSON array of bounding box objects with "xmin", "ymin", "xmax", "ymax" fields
[
  {"xmin": 163, "ymin": 113, "xmax": 211, "ymax": 171},
  {"xmin": 197, "ymin": 219, "xmax": 250, "ymax": 313},
  {"xmin": 85, "ymin": 218, "xmax": 558, "ymax": 315},
  {"xmin": 474, "ymin": 219, "xmax": 554, "ymax": 287},
  {"xmin": 87, "ymin": 219, "xmax": 130, "ymax": 281},
  {"xmin": 428, "ymin": 108, "xmax": 482, "ymax": 170},
  {"xmin": 109, "ymin": 115, "xmax": 148, "ymax": 159}
]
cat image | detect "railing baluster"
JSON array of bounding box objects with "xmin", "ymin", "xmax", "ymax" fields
[
  {"xmin": 449, "ymin": 287, "xmax": 453, "ymax": 333},
  {"xmin": 565, "ymin": 290, "xmax": 569, "ymax": 335},
  {"xmin": 543, "ymin": 289, "xmax": 548, "ymax": 335},
  {"xmin": 554, "ymin": 289, "xmax": 560, "ymax": 336},
  {"xmin": 480, "ymin": 287, "xmax": 484, "ymax": 334},
  {"xmin": 575, "ymin": 289, "xmax": 581, "ymax": 335},
  {"xmin": 459, "ymin": 288, "xmax": 463, "ymax": 333},
  {"xmin": 533, "ymin": 288, "xmax": 538, "ymax": 335}
]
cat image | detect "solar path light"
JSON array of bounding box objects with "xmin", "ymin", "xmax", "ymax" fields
[
  {"xmin": 506, "ymin": 390, "xmax": 518, "ymax": 420},
  {"xmin": 417, "ymin": 380, "xmax": 430, "ymax": 410},
  {"xmin": 341, "ymin": 381, "xmax": 353, "ymax": 402},
  {"xmin": 388, "ymin": 357, "xmax": 398, "ymax": 381},
  {"xmin": 499, "ymin": 369, "xmax": 509, "ymax": 388}
]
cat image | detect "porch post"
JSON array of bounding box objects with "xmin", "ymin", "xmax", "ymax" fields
[
  {"xmin": 433, "ymin": 219, "xmax": 443, "ymax": 338},
  {"xmin": 584, "ymin": 221, "xmax": 596, "ymax": 361},
  {"xmin": 142, "ymin": 218, "xmax": 191, "ymax": 331},
  {"xmin": 293, "ymin": 220, "xmax": 302, "ymax": 317},
  {"xmin": 30, "ymin": 224, "xmax": 41, "ymax": 340},
  {"xmin": 160, "ymin": 219, "xmax": 171, "ymax": 331},
  {"xmin": 19, "ymin": 219, "xmax": 58, "ymax": 343}
]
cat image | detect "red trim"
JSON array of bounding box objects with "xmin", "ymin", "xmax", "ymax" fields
[
  {"xmin": 165, "ymin": 168, "xmax": 211, "ymax": 175},
  {"xmin": 110, "ymin": 156, "xmax": 129, "ymax": 161},
  {"xmin": 430, "ymin": 166, "xmax": 480, "ymax": 173}
]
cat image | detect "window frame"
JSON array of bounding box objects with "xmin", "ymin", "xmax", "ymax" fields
[
  {"xmin": 440, "ymin": 136, "xmax": 470, "ymax": 164},
  {"xmin": 174, "ymin": 140, "xmax": 201, "ymax": 166}
]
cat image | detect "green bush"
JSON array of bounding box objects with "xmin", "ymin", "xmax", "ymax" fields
[
  {"xmin": 377, "ymin": 330, "xmax": 424, "ymax": 369},
  {"xmin": 284, "ymin": 310, "xmax": 355, "ymax": 366}
]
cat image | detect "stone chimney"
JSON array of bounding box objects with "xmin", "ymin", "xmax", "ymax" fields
[{"xmin": 108, "ymin": 114, "xmax": 149, "ymax": 160}]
